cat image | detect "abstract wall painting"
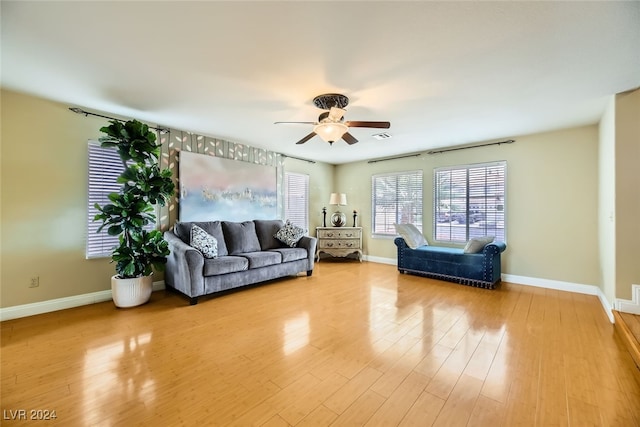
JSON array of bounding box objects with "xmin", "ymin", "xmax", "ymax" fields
[{"xmin": 179, "ymin": 151, "xmax": 277, "ymax": 222}]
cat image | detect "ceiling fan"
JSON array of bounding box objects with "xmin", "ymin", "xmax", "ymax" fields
[{"xmin": 275, "ymin": 93, "xmax": 391, "ymax": 145}]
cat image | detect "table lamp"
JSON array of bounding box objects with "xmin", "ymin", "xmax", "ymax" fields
[{"xmin": 329, "ymin": 193, "xmax": 347, "ymax": 227}]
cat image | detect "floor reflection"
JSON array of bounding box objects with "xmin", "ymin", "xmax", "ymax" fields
[
  {"xmin": 283, "ymin": 312, "xmax": 309, "ymax": 355},
  {"xmin": 83, "ymin": 332, "xmax": 155, "ymax": 425}
]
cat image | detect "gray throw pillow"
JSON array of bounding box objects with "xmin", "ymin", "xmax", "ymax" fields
[
  {"xmin": 394, "ymin": 223, "xmax": 428, "ymax": 249},
  {"xmin": 190, "ymin": 225, "xmax": 218, "ymax": 258},
  {"xmin": 222, "ymin": 221, "xmax": 261, "ymax": 255},
  {"xmin": 254, "ymin": 219, "xmax": 285, "ymax": 250},
  {"xmin": 274, "ymin": 220, "xmax": 306, "ymax": 247},
  {"xmin": 463, "ymin": 236, "xmax": 495, "ymax": 254}
]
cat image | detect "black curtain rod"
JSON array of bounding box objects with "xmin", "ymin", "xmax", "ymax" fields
[
  {"xmin": 427, "ymin": 139, "xmax": 515, "ymax": 155},
  {"xmin": 69, "ymin": 107, "xmax": 170, "ymax": 133},
  {"xmin": 71, "ymin": 107, "xmax": 321, "ymax": 163},
  {"xmin": 367, "ymin": 153, "xmax": 421, "ymax": 164}
]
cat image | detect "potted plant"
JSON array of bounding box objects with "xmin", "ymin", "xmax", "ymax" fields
[{"xmin": 94, "ymin": 119, "xmax": 175, "ymax": 307}]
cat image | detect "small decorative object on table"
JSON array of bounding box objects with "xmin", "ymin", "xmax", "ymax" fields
[
  {"xmin": 322, "ymin": 207, "xmax": 327, "ymax": 227},
  {"xmin": 353, "ymin": 210, "xmax": 358, "ymax": 227}
]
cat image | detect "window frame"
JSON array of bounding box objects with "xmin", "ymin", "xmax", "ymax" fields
[
  {"xmin": 371, "ymin": 170, "xmax": 423, "ymax": 238},
  {"xmin": 284, "ymin": 171, "xmax": 309, "ymax": 231},
  {"xmin": 86, "ymin": 141, "xmax": 156, "ymax": 259},
  {"xmin": 433, "ymin": 160, "xmax": 506, "ymax": 244}
]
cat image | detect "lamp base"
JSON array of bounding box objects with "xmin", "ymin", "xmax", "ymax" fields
[{"xmin": 331, "ymin": 211, "xmax": 346, "ymax": 227}]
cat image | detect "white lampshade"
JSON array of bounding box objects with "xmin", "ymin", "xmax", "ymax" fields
[
  {"xmin": 329, "ymin": 193, "xmax": 347, "ymax": 206},
  {"xmin": 313, "ymin": 122, "xmax": 348, "ymax": 143}
]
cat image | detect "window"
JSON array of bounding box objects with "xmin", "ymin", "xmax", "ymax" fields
[
  {"xmin": 284, "ymin": 172, "xmax": 309, "ymax": 230},
  {"xmin": 434, "ymin": 161, "xmax": 506, "ymax": 243},
  {"xmin": 86, "ymin": 141, "xmax": 155, "ymax": 258},
  {"xmin": 372, "ymin": 170, "xmax": 423, "ymax": 236}
]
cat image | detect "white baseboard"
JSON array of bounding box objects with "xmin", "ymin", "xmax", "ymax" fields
[
  {"xmin": 362, "ymin": 255, "xmax": 396, "ymax": 265},
  {"xmin": 361, "ymin": 258, "xmax": 615, "ymax": 324},
  {"xmin": 0, "ymin": 281, "xmax": 165, "ymax": 322},
  {"xmin": 615, "ymin": 284, "xmax": 640, "ymax": 315},
  {"xmin": 501, "ymin": 274, "xmax": 614, "ymax": 323},
  {"xmin": 0, "ymin": 267, "xmax": 619, "ymax": 325}
]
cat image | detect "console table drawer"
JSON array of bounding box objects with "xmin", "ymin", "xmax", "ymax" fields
[
  {"xmin": 318, "ymin": 239, "xmax": 360, "ymax": 249},
  {"xmin": 317, "ymin": 229, "xmax": 362, "ymax": 239}
]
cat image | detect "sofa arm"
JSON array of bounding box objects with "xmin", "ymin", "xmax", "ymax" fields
[
  {"xmin": 394, "ymin": 237, "xmax": 408, "ymax": 249},
  {"xmin": 164, "ymin": 231, "xmax": 205, "ymax": 298},
  {"xmin": 297, "ymin": 235, "xmax": 318, "ymax": 273},
  {"xmin": 482, "ymin": 241, "xmax": 506, "ymax": 283},
  {"xmin": 483, "ymin": 241, "xmax": 507, "ymax": 255}
]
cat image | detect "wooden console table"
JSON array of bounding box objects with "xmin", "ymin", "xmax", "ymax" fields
[{"xmin": 316, "ymin": 227, "xmax": 362, "ymax": 262}]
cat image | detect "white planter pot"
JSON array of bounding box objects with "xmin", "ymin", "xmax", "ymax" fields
[{"xmin": 111, "ymin": 274, "xmax": 153, "ymax": 308}]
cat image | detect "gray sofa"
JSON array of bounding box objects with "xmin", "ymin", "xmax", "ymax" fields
[{"xmin": 164, "ymin": 219, "xmax": 317, "ymax": 304}]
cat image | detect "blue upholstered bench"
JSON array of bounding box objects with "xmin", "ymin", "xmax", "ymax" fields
[{"xmin": 394, "ymin": 237, "xmax": 507, "ymax": 289}]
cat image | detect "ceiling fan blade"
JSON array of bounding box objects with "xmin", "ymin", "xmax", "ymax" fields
[
  {"xmin": 342, "ymin": 132, "xmax": 358, "ymax": 145},
  {"xmin": 295, "ymin": 132, "xmax": 317, "ymax": 145},
  {"xmin": 345, "ymin": 121, "xmax": 391, "ymax": 129},
  {"xmin": 274, "ymin": 121, "xmax": 317, "ymax": 125}
]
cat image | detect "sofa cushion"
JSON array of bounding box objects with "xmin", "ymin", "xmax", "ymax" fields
[
  {"xmin": 413, "ymin": 245, "xmax": 464, "ymax": 260},
  {"xmin": 190, "ymin": 225, "xmax": 218, "ymax": 258},
  {"xmin": 274, "ymin": 220, "xmax": 306, "ymax": 247},
  {"xmin": 203, "ymin": 256, "xmax": 249, "ymax": 276},
  {"xmin": 463, "ymin": 236, "xmax": 494, "ymax": 254},
  {"xmin": 269, "ymin": 247, "xmax": 308, "ymax": 263},
  {"xmin": 394, "ymin": 223, "xmax": 428, "ymax": 249},
  {"xmin": 254, "ymin": 219, "xmax": 285, "ymax": 250},
  {"xmin": 222, "ymin": 221, "xmax": 261, "ymax": 255},
  {"xmin": 174, "ymin": 221, "xmax": 228, "ymax": 256},
  {"xmin": 242, "ymin": 251, "xmax": 282, "ymax": 269}
]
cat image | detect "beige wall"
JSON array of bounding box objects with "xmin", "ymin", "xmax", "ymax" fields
[
  {"xmin": 283, "ymin": 158, "xmax": 335, "ymax": 231},
  {"xmin": 1, "ymin": 89, "xmax": 115, "ymax": 307},
  {"xmin": 1, "ymin": 88, "xmax": 632, "ymax": 309},
  {"xmin": 614, "ymin": 89, "xmax": 640, "ymax": 300},
  {"xmin": 0, "ymin": 89, "xmax": 337, "ymax": 308},
  {"xmin": 336, "ymin": 125, "xmax": 602, "ymax": 287}
]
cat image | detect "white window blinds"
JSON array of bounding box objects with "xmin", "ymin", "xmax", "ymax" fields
[
  {"xmin": 372, "ymin": 170, "xmax": 423, "ymax": 236},
  {"xmin": 434, "ymin": 161, "xmax": 506, "ymax": 243},
  {"xmin": 284, "ymin": 172, "xmax": 309, "ymax": 230},
  {"xmin": 86, "ymin": 141, "xmax": 155, "ymax": 258}
]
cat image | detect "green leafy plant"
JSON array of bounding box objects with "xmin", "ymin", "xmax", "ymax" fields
[{"xmin": 94, "ymin": 119, "xmax": 175, "ymax": 278}]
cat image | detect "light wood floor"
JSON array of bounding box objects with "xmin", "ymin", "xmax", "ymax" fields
[{"xmin": 2, "ymin": 262, "xmax": 640, "ymax": 426}]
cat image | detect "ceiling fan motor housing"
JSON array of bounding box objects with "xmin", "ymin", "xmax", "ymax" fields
[{"xmin": 313, "ymin": 93, "xmax": 349, "ymax": 110}]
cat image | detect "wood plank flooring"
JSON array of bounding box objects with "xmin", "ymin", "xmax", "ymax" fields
[
  {"xmin": 615, "ymin": 311, "xmax": 640, "ymax": 370},
  {"xmin": 2, "ymin": 261, "xmax": 640, "ymax": 426}
]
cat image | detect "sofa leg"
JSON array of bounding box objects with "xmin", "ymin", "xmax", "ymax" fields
[
  {"xmin": 189, "ymin": 297, "xmax": 198, "ymax": 306},
  {"xmin": 307, "ymin": 270, "xmax": 313, "ymax": 277}
]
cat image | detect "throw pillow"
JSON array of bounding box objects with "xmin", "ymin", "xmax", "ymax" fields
[
  {"xmin": 190, "ymin": 225, "xmax": 218, "ymax": 259},
  {"xmin": 394, "ymin": 223, "xmax": 428, "ymax": 249},
  {"xmin": 221, "ymin": 221, "xmax": 261, "ymax": 255},
  {"xmin": 463, "ymin": 236, "xmax": 495, "ymax": 254},
  {"xmin": 274, "ymin": 220, "xmax": 306, "ymax": 247}
]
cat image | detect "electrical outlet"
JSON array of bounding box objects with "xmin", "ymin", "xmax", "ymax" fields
[{"xmin": 29, "ymin": 276, "xmax": 39, "ymax": 288}]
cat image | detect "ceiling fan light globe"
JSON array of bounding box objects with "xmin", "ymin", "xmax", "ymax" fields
[{"xmin": 313, "ymin": 122, "xmax": 348, "ymax": 144}]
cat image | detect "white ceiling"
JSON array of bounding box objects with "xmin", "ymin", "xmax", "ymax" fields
[{"xmin": 2, "ymin": 1, "xmax": 639, "ymax": 164}]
